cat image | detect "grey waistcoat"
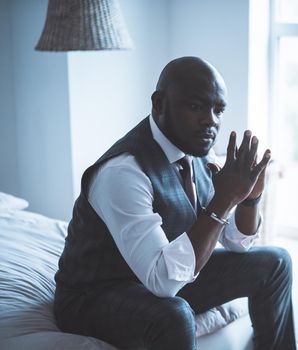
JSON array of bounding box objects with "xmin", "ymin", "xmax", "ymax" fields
[{"xmin": 55, "ymin": 116, "xmax": 214, "ymax": 291}]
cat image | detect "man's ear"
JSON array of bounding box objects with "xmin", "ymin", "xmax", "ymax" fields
[{"xmin": 151, "ymin": 91, "xmax": 164, "ymax": 114}]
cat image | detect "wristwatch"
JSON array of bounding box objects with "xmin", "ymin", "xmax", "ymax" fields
[{"xmin": 240, "ymin": 193, "xmax": 262, "ymax": 207}]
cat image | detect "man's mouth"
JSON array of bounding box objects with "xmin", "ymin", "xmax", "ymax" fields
[{"xmin": 194, "ymin": 131, "xmax": 215, "ymax": 143}]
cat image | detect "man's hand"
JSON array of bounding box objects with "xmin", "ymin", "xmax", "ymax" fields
[
  {"xmin": 246, "ymin": 164, "xmax": 266, "ymax": 200},
  {"xmin": 208, "ymin": 130, "xmax": 271, "ymax": 207}
]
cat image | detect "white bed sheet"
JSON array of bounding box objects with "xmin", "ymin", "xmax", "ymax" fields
[{"xmin": 0, "ymin": 209, "xmax": 251, "ymax": 350}]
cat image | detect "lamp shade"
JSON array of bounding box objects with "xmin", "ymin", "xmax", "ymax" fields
[{"xmin": 35, "ymin": 0, "xmax": 133, "ymax": 51}]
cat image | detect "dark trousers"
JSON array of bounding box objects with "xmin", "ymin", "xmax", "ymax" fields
[{"xmin": 54, "ymin": 246, "xmax": 296, "ymax": 350}]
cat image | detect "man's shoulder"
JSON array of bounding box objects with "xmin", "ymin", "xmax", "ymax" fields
[
  {"xmin": 89, "ymin": 152, "xmax": 152, "ymax": 200},
  {"xmin": 99, "ymin": 152, "xmax": 139, "ymax": 172}
]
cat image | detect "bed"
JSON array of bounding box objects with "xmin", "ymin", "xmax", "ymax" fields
[{"xmin": 0, "ymin": 192, "xmax": 253, "ymax": 350}]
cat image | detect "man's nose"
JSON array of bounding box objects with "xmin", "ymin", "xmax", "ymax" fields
[{"xmin": 200, "ymin": 109, "xmax": 218, "ymax": 126}]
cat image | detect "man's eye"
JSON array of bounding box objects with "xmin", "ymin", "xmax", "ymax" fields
[
  {"xmin": 214, "ymin": 109, "xmax": 225, "ymax": 117},
  {"xmin": 189, "ymin": 103, "xmax": 203, "ymax": 111}
]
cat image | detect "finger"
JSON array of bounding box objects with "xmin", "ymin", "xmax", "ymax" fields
[
  {"xmin": 258, "ymin": 165, "xmax": 267, "ymax": 181},
  {"xmin": 207, "ymin": 162, "xmax": 221, "ymax": 175},
  {"xmin": 251, "ymin": 149, "xmax": 271, "ymax": 179},
  {"xmin": 235, "ymin": 145, "xmax": 239, "ymax": 158},
  {"xmin": 252, "ymin": 156, "xmax": 257, "ymax": 167},
  {"xmin": 237, "ymin": 130, "xmax": 252, "ymax": 164},
  {"xmin": 226, "ymin": 131, "xmax": 237, "ymax": 163},
  {"xmin": 246, "ymin": 136, "xmax": 258, "ymax": 170}
]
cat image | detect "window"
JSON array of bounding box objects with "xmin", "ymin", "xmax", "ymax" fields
[
  {"xmin": 276, "ymin": 0, "xmax": 298, "ymax": 23},
  {"xmin": 270, "ymin": 0, "xmax": 298, "ymax": 238}
]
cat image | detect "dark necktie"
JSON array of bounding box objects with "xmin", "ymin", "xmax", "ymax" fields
[{"xmin": 177, "ymin": 156, "xmax": 197, "ymax": 210}]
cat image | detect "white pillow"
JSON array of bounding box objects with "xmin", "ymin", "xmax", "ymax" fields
[{"xmin": 0, "ymin": 192, "xmax": 29, "ymax": 211}]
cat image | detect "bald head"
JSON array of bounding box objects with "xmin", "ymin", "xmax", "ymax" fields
[{"xmin": 155, "ymin": 56, "xmax": 226, "ymax": 95}]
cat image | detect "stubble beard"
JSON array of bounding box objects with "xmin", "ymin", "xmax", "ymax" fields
[{"xmin": 164, "ymin": 114, "xmax": 214, "ymax": 157}]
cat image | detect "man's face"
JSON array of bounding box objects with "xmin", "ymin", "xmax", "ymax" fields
[{"xmin": 159, "ymin": 75, "xmax": 227, "ymax": 157}]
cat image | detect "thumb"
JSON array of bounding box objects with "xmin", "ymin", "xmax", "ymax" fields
[{"xmin": 207, "ymin": 162, "xmax": 221, "ymax": 175}]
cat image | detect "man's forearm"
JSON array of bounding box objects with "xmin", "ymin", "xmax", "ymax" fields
[
  {"xmin": 187, "ymin": 195, "xmax": 234, "ymax": 274},
  {"xmin": 235, "ymin": 203, "xmax": 261, "ymax": 235}
]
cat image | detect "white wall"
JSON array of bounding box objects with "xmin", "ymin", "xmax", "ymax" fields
[
  {"xmin": 0, "ymin": 0, "xmax": 19, "ymax": 195},
  {"xmin": 7, "ymin": 0, "xmax": 74, "ymax": 220},
  {"xmin": 168, "ymin": 0, "xmax": 250, "ymax": 153},
  {"xmin": 68, "ymin": 0, "xmax": 170, "ymax": 197}
]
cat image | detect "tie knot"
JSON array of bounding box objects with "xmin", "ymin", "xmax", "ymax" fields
[{"xmin": 178, "ymin": 155, "xmax": 192, "ymax": 170}]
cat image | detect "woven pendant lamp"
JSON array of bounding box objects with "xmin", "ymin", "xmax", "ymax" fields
[{"xmin": 35, "ymin": 0, "xmax": 133, "ymax": 51}]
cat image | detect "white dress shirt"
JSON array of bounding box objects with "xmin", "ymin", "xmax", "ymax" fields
[{"xmin": 88, "ymin": 115, "xmax": 260, "ymax": 297}]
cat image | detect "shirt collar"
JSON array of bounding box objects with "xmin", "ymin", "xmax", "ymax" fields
[{"xmin": 149, "ymin": 115, "xmax": 186, "ymax": 164}]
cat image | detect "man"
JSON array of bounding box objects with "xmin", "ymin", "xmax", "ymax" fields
[{"xmin": 54, "ymin": 56, "xmax": 296, "ymax": 350}]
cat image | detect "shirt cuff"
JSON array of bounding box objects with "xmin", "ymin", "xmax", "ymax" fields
[
  {"xmin": 162, "ymin": 232, "xmax": 198, "ymax": 282},
  {"xmin": 220, "ymin": 210, "xmax": 262, "ymax": 251}
]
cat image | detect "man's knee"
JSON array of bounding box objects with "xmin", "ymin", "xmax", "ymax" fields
[
  {"xmin": 266, "ymin": 246, "xmax": 292, "ymax": 272},
  {"xmin": 163, "ymin": 296, "xmax": 195, "ymax": 328},
  {"xmin": 257, "ymin": 246, "xmax": 293, "ymax": 285},
  {"xmin": 149, "ymin": 296, "xmax": 196, "ymax": 342}
]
